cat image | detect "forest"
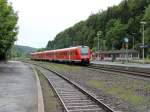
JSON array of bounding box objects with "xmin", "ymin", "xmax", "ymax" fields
[{"xmin": 46, "ymin": 0, "xmax": 150, "ymax": 58}]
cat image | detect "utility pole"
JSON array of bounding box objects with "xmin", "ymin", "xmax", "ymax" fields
[
  {"xmin": 103, "ymin": 39, "xmax": 106, "ymax": 51},
  {"xmin": 140, "ymin": 21, "xmax": 147, "ymax": 64},
  {"xmin": 132, "ymin": 33, "xmax": 136, "ymax": 50}
]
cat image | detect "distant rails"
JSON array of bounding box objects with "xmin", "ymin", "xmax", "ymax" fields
[
  {"xmin": 88, "ymin": 64, "xmax": 150, "ymax": 78},
  {"xmin": 29, "ymin": 62, "xmax": 115, "ymax": 112}
]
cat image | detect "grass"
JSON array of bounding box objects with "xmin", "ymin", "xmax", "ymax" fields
[
  {"xmin": 88, "ymin": 80, "xmax": 106, "ymax": 90},
  {"xmin": 144, "ymin": 84, "xmax": 150, "ymax": 90},
  {"xmin": 106, "ymin": 86, "xmax": 144, "ymax": 106},
  {"xmin": 45, "ymin": 62, "xmax": 81, "ymax": 73},
  {"xmin": 87, "ymin": 79, "xmax": 148, "ymax": 107}
]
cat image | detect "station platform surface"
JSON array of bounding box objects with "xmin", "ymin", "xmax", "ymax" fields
[
  {"xmin": 0, "ymin": 61, "xmax": 37, "ymax": 112},
  {"xmin": 91, "ymin": 60, "xmax": 150, "ymax": 68}
]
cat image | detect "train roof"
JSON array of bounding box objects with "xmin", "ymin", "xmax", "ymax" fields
[{"xmin": 30, "ymin": 46, "xmax": 89, "ymax": 54}]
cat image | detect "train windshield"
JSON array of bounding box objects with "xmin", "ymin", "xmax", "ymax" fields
[{"xmin": 80, "ymin": 47, "xmax": 88, "ymax": 55}]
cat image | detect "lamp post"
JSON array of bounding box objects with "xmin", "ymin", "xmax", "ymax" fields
[
  {"xmin": 124, "ymin": 37, "xmax": 129, "ymax": 63},
  {"xmin": 132, "ymin": 33, "xmax": 136, "ymax": 50},
  {"xmin": 97, "ymin": 31, "xmax": 102, "ymax": 61},
  {"xmin": 140, "ymin": 21, "xmax": 147, "ymax": 64}
]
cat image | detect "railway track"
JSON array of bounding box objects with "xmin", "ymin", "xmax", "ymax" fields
[
  {"xmin": 31, "ymin": 63, "xmax": 115, "ymax": 112},
  {"xmin": 88, "ymin": 64, "xmax": 150, "ymax": 78}
]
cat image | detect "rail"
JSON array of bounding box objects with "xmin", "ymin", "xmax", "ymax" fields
[{"xmin": 26, "ymin": 61, "xmax": 115, "ymax": 112}]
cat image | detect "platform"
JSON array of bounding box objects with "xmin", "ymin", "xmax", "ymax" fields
[
  {"xmin": 91, "ymin": 60, "xmax": 150, "ymax": 68},
  {"xmin": 0, "ymin": 61, "xmax": 37, "ymax": 112}
]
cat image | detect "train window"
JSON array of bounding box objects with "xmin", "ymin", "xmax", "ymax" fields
[{"xmin": 80, "ymin": 47, "xmax": 88, "ymax": 55}]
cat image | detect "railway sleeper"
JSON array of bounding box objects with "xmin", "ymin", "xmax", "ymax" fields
[
  {"xmin": 63, "ymin": 97, "xmax": 88, "ymax": 100},
  {"xmin": 68, "ymin": 108, "xmax": 103, "ymax": 112},
  {"xmin": 67, "ymin": 105, "xmax": 100, "ymax": 110},
  {"xmin": 64, "ymin": 99, "xmax": 91, "ymax": 103},
  {"xmin": 66, "ymin": 102, "xmax": 95, "ymax": 106}
]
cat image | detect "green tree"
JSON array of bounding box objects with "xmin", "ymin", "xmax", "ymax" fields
[
  {"xmin": 0, "ymin": 0, "xmax": 18, "ymax": 60},
  {"xmin": 46, "ymin": 40, "xmax": 54, "ymax": 50},
  {"xmin": 105, "ymin": 19, "xmax": 127, "ymax": 49},
  {"xmin": 45, "ymin": 0, "xmax": 150, "ymax": 57},
  {"xmin": 143, "ymin": 4, "xmax": 150, "ymax": 43},
  {"xmin": 37, "ymin": 48, "xmax": 45, "ymax": 52},
  {"xmin": 143, "ymin": 4, "xmax": 150, "ymax": 57},
  {"xmin": 119, "ymin": 0, "xmax": 131, "ymax": 23}
]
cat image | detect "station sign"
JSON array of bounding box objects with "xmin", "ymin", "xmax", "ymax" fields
[{"xmin": 139, "ymin": 43, "xmax": 148, "ymax": 48}]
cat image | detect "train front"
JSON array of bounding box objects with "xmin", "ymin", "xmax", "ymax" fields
[{"xmin": 80, "ymin": 46, "xmax": 90, "ymax": 64}]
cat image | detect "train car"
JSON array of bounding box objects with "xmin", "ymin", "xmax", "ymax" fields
[{"xmin": 30, "ymin": 46, "xmax": 90, "ymax": 64}]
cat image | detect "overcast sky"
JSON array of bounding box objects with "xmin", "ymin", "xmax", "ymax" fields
[{"xmin": 8, "ymin": 0, "xmax": 123, "ymax": 48}]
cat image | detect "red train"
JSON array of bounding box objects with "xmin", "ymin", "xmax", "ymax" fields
[{"xmin": 30, "ymin": 46, "xmax": 91, "ymax": 64}]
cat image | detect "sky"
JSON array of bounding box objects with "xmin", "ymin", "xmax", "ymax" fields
[{"xmin": 8, "ymin": 0, "xmax": 123, "ymax": 48}]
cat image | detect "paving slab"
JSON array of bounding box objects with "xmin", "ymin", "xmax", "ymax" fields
[{"xmin": 0, "ymin": 61, "xmax": 37, "ymax": 112}]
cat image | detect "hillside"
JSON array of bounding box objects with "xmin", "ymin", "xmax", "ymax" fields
[
  {"xmin": 11, "ymin": 45, "xmax": 37, "ymax": 57},
  {"xmin": 46, "ymin": 0, "xmax": 150, "ymax": 57}
]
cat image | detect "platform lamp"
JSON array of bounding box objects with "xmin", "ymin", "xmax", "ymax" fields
[{"xmin": 140, "ymin": 21, "xmax": 147, "ymax": 64}]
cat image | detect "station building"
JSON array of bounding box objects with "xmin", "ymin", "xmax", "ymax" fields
[{"xmin": 92, "ymin": 49, "xmax": 139, "ymax": 61}]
